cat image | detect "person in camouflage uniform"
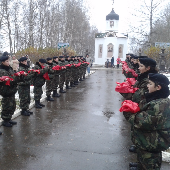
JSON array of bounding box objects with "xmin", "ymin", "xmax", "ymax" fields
[
  {"xmin": 52, "ymin": 56, "xmax": 61, "ymax": 97},
  {"xmin": 65, "ymin": 56, "xmax": 72, "ymax": 89},
  {"xmin": 123, "ymin": 58, "xmax": 158, "ymax": 154},
  {"xmin": 73, "ymin": 56, "xmax": 79, "ymax": 85},
  {"xmin": 33, "ymin": 59, "xmax": 49, "ymax": 108},
  {"xmin": 82, "ymin": 57, "xmax": 87, "ymax": 79},
  {"xmin": 128, "ymin": 73, "xmax": 170, "ymax": 170},
  {"xmin": 58, "ymin": 56, "xmax": 66, "ymax": 93},
  {"xmin": 46, "ymin": 58, "xmax": 55, "ymax": 101},
  {"xmin": 77, "ymin": 56, "xmax": 83, "ymax": 81},
  {"xmin": 0, "ymin": 54, "xmax": 25, "ymax": 127},
  {"xmin": 69, "ymin": 56, "xmax": 76, "ymax": 87},
  {"xmin": 18, "ymin": 57, "xmax": 34, "ymax": 116}
]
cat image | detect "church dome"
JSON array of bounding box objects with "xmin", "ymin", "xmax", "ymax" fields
[{"xmin": 106, "ymin": 9, "xmax": 119, "ymax": 20}]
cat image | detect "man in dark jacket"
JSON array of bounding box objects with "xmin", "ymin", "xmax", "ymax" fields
[{"xmin": 33, "ymin": 59, "xmax": 49, "ymax": 108}]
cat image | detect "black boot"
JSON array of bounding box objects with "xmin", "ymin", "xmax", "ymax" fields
[
  {"xmin": 129, "ymin": 145, "xmax": 137, "ymax": 153},
  {"xmin": 129, "ymin": 162, "xmax": 138, "ymax": 167},
  {"xmin": 0, "ymin": 131, "xmax": 2, "ymax": 135},
  {"xmin": 80, "ymin": 78, "xmax": 83, "ymax": 81},
  {"xmin": 2, "ymin": 120, "xmax": 13, "ymax": 127},
  {"xmin": 66, "ymin": 85, "xmax": 72, "ymax": 89},
  {"xmin": 52, "ymin": 90, "xmax": 61, "ymax": 97},
  {"xmin": 83, "ymin": 75, "xmax": 85, "ymax": 79},
  {"xmin": 74, "ymin": 81, "xmax": 78, "ymax": 85},
  {"xmin": 35, "ymin": 101, "xmax": 42, "ymax": 108},
  {"xmin": 9, "ymin": 120, "xmax": 17, "ymax": 125},
  {"xmin": 46, "ymin": 95, "xmax": 54, "ymax": 101},
  {"xmin": 27, "ymin": 110, "xmax": 33, "ymax": 114},
  {"xmin": 60, "ymin": 87, "xmax": 66, "ymax": 93},
  {"xmin": 70, "ymin": 82, "xmax": 75, "ymax": 87},
  {"xmin": 21, "ymin": 109, "xmax": 30, "ymax": 116},
  {"xmin": 38, "ymin": 100, "xmax": 45, "ymax": 107},
  {"xmin": 129, "ymin": 167, "xmax": 138, "ymax": 170}
]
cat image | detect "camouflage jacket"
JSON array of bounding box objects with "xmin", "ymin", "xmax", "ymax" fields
[
  {"xmin": 132, "ymin": 75, "xmax": 149, "ymax": 104},
  {"xmin": 58, "ymin": 60, "xmax": 66, "ymax": 74},
  {"xmin": 0, "ymin": 64, "xmax": 22, "ymax": 97},
  {"xmin": 18, "ymin": 63, "xmax": 34, "ymax": 86},
  {"xmin": 46, "ymin": 62, "xmax": 55, "ymax": 79},
  {"xmin": 52, "ymin": 61, "xmax": 61, "ymax": 75},
  {"xmin": 32, "ymin": 62, "xmax": 49, "ymax": 87},
  {"xmin": 128, "ymin": 98, "xmax": 170, "ymax": 152}
]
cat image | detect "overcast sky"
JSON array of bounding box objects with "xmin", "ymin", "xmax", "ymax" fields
[{"xmin": 85, "ymin": 0, "xmax": 170, "ymax": 34}]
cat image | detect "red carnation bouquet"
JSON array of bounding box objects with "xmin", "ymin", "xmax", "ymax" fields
[
  {"xmin": 14, "ymin": 71, "xmax": 27, "ymax": 76},
  {"xmin": 115, "ymin": 78, "xmax": 138, "ymax": 93},
  {"xmin": 0, "ymin": 76, "xmax": 14, "ymax": 86},
  {"xmin": 119, "ymin": 100, "xmax": 140, "ymax": 113},
  {"xmin": 52, "ymin": 65, "xmax": 61, "ymax": 70},
  {"xmin": 28, "ymin": 69, "xmax": 40, "ymax": 74},
  {"xmin": 65, "ymin": 64, "xmax": 72, "ymax": 67}
]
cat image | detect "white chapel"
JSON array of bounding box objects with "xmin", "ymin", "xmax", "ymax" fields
[{"xmin": 94, "ymin": 8, "xmax": 128, "ymax": 65}]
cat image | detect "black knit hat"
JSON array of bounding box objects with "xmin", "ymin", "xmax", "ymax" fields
[
  {"xmin": 59, "ymin": 56, "xmax": 64, "ymax": 59},
  {"xmin": 71, "ymin": 56, "xmax": 75, "ymax": 58},
  {"xmin": 0, "ymin": 55, "xmax": 9, "ymax": 61},
  {"xmin": 39, "ymin": 59, "xmax": 46, "ymax": 63},
  {"xmin": 3, "ymin": 51, "xmax": 9, "ymax": 56},
  {"xmin": 46, "ymin": 58, "xmax": 52, "ymax": 61},
  {"xmin": 139, "ymin": 58, "xmax": 156, "ymax": 67},
  {"xmin": 19, "ymin": 57, "xmax": 27, "ymax": 62},
  {"xmin": 149, "ymin": 73, "xmax": 169, "ymax": 86},
  {"xmin": 53, "ymin": 56, "xmax": 58, "ymax": 59}
]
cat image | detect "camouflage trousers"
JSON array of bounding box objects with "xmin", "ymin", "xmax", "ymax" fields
[
  {"xmin": 1, "ymin": 95, "xmax": 16, "ymax": 121},
  {"xmin": 34, "ymin": 86, "xmax": 43, "ymax": 101},
  {"xmin": 137, "ymin": 148, "xmax": 162, "ymax": 170},
  {"xmin": 66, "ymin": 69, "xmax": 72, "ymax": 85},
  {"xmin": 46, "ymin": 80, "xmax": 53, "ymax": 96},
  {"xmin": 18, "ymin": 85, "xmax": 30, "ymax": 110},
  {"xmin": 59, "ymin": 73, "xmax": 65, "ymax": 88},
  {"xmin": 52, "ymin": 75, "xmax": 60, "ymax": 91}
]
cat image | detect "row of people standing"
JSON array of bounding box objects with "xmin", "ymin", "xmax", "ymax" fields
[
  {"xmin": 0, "ymin": 52, "xmax": 89, "ymax": 135},
  {"xmin": 117, "ymin": 54, "xmax": 170, "ymax": 170}
]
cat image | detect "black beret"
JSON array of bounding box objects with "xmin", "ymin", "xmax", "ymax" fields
[
  {"xmin": 129, "ymin": 54, "xmax": 135, "ymax": 58},
  {"xmin": 53, "ymin": 56, "xmax": 58, "ymax": 59},
  {"xmin": 134, "ymin": 56, "xmax": 139, "ymax": 59},
  {"xmin": 65, "ymin": 56, "xmax": 69, "ymax": 59},
  {"xmin": 71, "ymin": 56, "xmax": 75, "ymax": 58},
  {"xmin": 80, "ymin": 56, "xmax": 83, "ymax": 58},
  {"xmin": 3, "ymin": 51, "xmax": 9, "ymax": 56},
  {"xmin": 0, "ymin": 55, "xmax": 9, "ymax": 61},
  {"xmin": 39, "ymin": 59, "xmax": 46, "ymax": 63},
  {"xmin": 46, "ymin": 58, "xmax": 52, "ymax": 61},
  {"xmin": 149, "ymin": 73, "xmax": 169, "ymax": 86},
  {"xmin": 139, "ymin": 56, "xmax": 148, "ymax": 59},
  {"xmin": 139, "ymin": 58, "xmax": 156, "ymax": 67},
  {"xmin": 19, "ymin": 57, "xmax": 27, "ymax": 62},
  {"xmin": 59, "ymin": 56, "xmax": 64, "ymax": 58}
]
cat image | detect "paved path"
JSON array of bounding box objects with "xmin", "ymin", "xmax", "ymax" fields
[{"xmin": 0, "ymin": 69, "xmax": 169, "ymax": 170}]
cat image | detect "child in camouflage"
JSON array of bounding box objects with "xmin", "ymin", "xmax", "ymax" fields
[{"xmin": 128, "ymin": 73, "xmax": 170, "ymax": 170}]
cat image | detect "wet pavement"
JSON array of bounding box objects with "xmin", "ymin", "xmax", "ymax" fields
[{"xmin": 0, "ymin": 69, "xmax": 169, "ymax": 170}]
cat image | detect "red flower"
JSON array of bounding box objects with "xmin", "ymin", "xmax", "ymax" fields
[{"xmin": 119, "ymin": 100, "xmax": 140, "ymax": 113}]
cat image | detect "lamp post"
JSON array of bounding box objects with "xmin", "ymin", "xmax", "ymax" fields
[{"xmin": 159, "ymin": 49, "xmax": 166, "ymax": 72}]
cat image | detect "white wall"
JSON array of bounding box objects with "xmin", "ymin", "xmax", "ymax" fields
[
  {"xmin": 94, "ymin": 37, "xmax": 127, "ymax": 65},
  {"xmin": 106, "ymin": 20, "xmax": 119, "ymax": 32}
]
